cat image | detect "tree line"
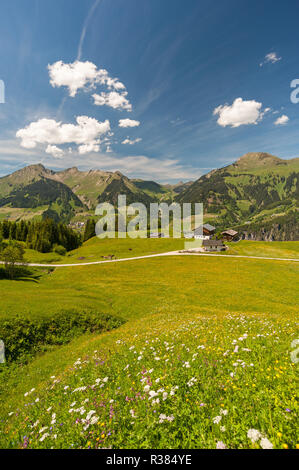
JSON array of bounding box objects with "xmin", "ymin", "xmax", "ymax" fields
[{"xmin": 0, "ymin": 219, "xmax": 82, "ymax": 253}]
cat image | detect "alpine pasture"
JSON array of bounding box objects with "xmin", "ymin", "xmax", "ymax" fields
[{"xmin": 0, "ymin": 239, "xmax": 298, "ymax": 449}]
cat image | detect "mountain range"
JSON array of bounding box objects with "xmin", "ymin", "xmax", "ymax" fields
[{"xmin": 0, "ymin": 152, "xmax": 298, "ymax": 239}]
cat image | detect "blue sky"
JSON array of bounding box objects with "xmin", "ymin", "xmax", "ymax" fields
[{"xmin": 0, "ymin": 0, "xmax": 298, "ymax": 182}]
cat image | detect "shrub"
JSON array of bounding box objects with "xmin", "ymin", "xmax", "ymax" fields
[
  {"xmin": 0, "ymin": 310, "xmax": 125, "ymax": 363},
  {"xmin": 53, "ymin": 245, "xmax": 67, "ymax": 256}
]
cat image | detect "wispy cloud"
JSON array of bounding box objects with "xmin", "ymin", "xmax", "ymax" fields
[
  {"xmin": 259, "ymin": 52, "xmax": 282, "ymax": 67},
  {"xmin": 57, "ymin": 0, "xmax": 101, "ymax": 115},
  {"xmin": 77, "ymin": 0, "xmax": 102, "ymax": 61},
  {"xmin": 48, "ymin": 153, "xmax": 202, "ymax": 182},
  {"xmin": 170, "ymin": 117, "xmax": 186, "ymax": 127},
  {"xmin": 0, "ymin": 137, "xmax": 202, "ymax": 182},
  {"xmin": 122, "ymin": 138, "xmax": 142, "ymax": 145}
]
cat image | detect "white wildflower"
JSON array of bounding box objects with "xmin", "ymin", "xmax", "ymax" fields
[
  {"xmin": 213, "ymin": 416, "xmax": 222, "ymax": 424},
  {"xmin": 90, "ymin": 416, "xmax": 99, "ymax": 425},
  {"xmin": 216, "ymin": 441, "xmax": 227, "ymax": 449},
  {"xmin": 260, "ymin": 437, "xmax": 273, "ymax": 449},
  {"xmin": 247, "ymin": 428, "xmax": 262, "ymax": 443}
]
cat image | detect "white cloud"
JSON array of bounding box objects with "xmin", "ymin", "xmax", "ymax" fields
[
  {"xmin": 274, "ymin": 115, "xmax": 289, "ymax": 126},
  {"xmin": 93, "ymin": 91, "xmax": 132, "ymax": 111},
  {"xmin": 213, "ymin": 97, "xmax": 263, "ymax": 128},
  {"xmin": 122, "ymin": 137, "xmax": 142, "ymax": 145},
  {"xmin": 51, "ymin": 153, "xmax": 200, "ymax": 181},
  {"xmin": 1, "ymin": 140, "xmax": 202, "ymax": 182},
  {"xmin": 45, "ymin": 145, "xmax": 64, "ymax": 159},
  {"xmin": 260, "ymin": 52, "xmax": 282, "ymax": 67},
  {"xmin": 16, "ymin": 116, "xmax": 110, "ymax": 155},
  {"xmin": 119, "ymin": 119, "xmax": 140, "ymax": 128},
  {"xmin": 48, "ymin": 60, "xmax": 126, "ymax": 97}
]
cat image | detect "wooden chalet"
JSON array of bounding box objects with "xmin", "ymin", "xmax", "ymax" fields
[
  {"xmin": 221, "ymin": 229, "xmax": 239, "ymax": 241},
  {"xmin": 193, "ymin": 223, "xmax": 216, "ymax": 240}
]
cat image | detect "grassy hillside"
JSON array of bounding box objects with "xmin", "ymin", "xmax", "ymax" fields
[
  {"xmin": 176, "ymin": 153, "xmax": 299, "ymax": 236},
  {"xmin": 54, "ymin": 168, "xmax": 177, "ymax": 208},
  {"xmin": 132, "ymin": 179, "xmax": 184, "ymax": 202},
  {"xmin": 0, "ymin": 239, "xmax": 298, "ymax": 448},
  {"xmin": 223, "ymin": 240, "xmax": 299, "ymax": 258},
  {"xmin": 21, "ymin": 236, "xmax": 184, "ymax": 264},
  {"xmin": 52, "ymin": 167, "xmax": 120, "ymax": 209},
  {"xmin": 0, "ymin": 165, "xmax": 189, "ymax": 222},
  {"xmin": 19, "ymin": 238, "xmax": 299, "ymax": 264},
  {"xmin": 0, "ymin": 165, "xmax": 85, "ymax": 223},
  {"xmin": 97, "ymin": 173, "xmax": 155, "ymax": 207}
]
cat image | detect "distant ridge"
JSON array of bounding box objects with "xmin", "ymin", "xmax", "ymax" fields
[{"xmin": 0, "ymin": 152, "xmax": 298, "ymax": 238}]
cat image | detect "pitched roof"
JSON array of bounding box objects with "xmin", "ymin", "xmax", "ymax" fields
[
  {"xmin": 203, "ymin": 223, "xmax": 216, "ymax": 231},
  {"xmin": 193, "ymin": 223, "xmax": 216, "ymax": 234},
  {"xmin": 202, "ymin": 239, "xmax": 224, "ymax": 246},
  {"xmin": 222, "ymin": 229, "xmax": 238, "ymax": 236}
]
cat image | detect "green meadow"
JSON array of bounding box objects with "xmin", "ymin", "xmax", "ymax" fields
[
  {"xmin": 0, "ymin": 239, "xmax": 298, "ymax": 449},
  {"xmin": 23, "ymin": 236, "xmax": 185, "ymax": 265},
  {"xmin": 222, "ymin": 240, "xmax": 299, "ymax": 259}
]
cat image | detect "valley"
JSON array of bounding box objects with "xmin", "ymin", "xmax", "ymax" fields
[{"xmin": 0, "ymin": 153, "xmax": 298, "ymax": 240}]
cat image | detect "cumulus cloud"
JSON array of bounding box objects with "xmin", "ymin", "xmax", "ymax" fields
[
  {"xmin": 213, "ymin": 97, "xmax": 263, "ymax": 128},
  {"xmin": 48, "ymin": 60, "xmax": 126, "ymax": 97},
  {"xmin": 16, "ymin": 116, "xmax": 110, "ymax": 155},
  {"xmin": 45, "ymin": 145, "xmax": 64, "ymax": 159},
  {"xmin": 92, "ymin": 91, "xmax": 132, "ymax": 111},
  {"xmin": 274, "ymin": 115, "xmax": 289, "ymax": 126},
  {"xmin": 260, "ymin": 52, "xmax": 282, "ymax": 67},
  {"xmin": 119, "ymin": 119, "xmax": 140, "ymax": 128},
  {"xmin": 122, "ymin": 138, "xmax": 142, "ymax": 145}
]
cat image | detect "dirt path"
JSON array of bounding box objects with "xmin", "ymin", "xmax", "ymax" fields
[{"xmin": 0, "ymin": 250, "xmax": 298, "ymax": 268}]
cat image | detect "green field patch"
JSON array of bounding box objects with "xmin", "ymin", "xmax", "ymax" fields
[
  {"xmin": 0, "ymin": 309, "xmax": 125, "ymax": 363},
  {"xmin": 47, "ymin": 237, "xmax": 184, "ymax": 264},
  {"xmin": 223, "ymin": 241, "xmax": 299, "ymax": 259}
]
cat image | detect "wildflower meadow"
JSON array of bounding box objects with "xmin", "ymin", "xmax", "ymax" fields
[{"xmin": 2, "ymin": 312, "xmax": 298, "ymax": 449}]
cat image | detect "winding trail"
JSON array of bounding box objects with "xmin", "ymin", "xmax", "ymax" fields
[{"xmin": 0, "ymin": 251, "xmax": 298, "ymax": 268}]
